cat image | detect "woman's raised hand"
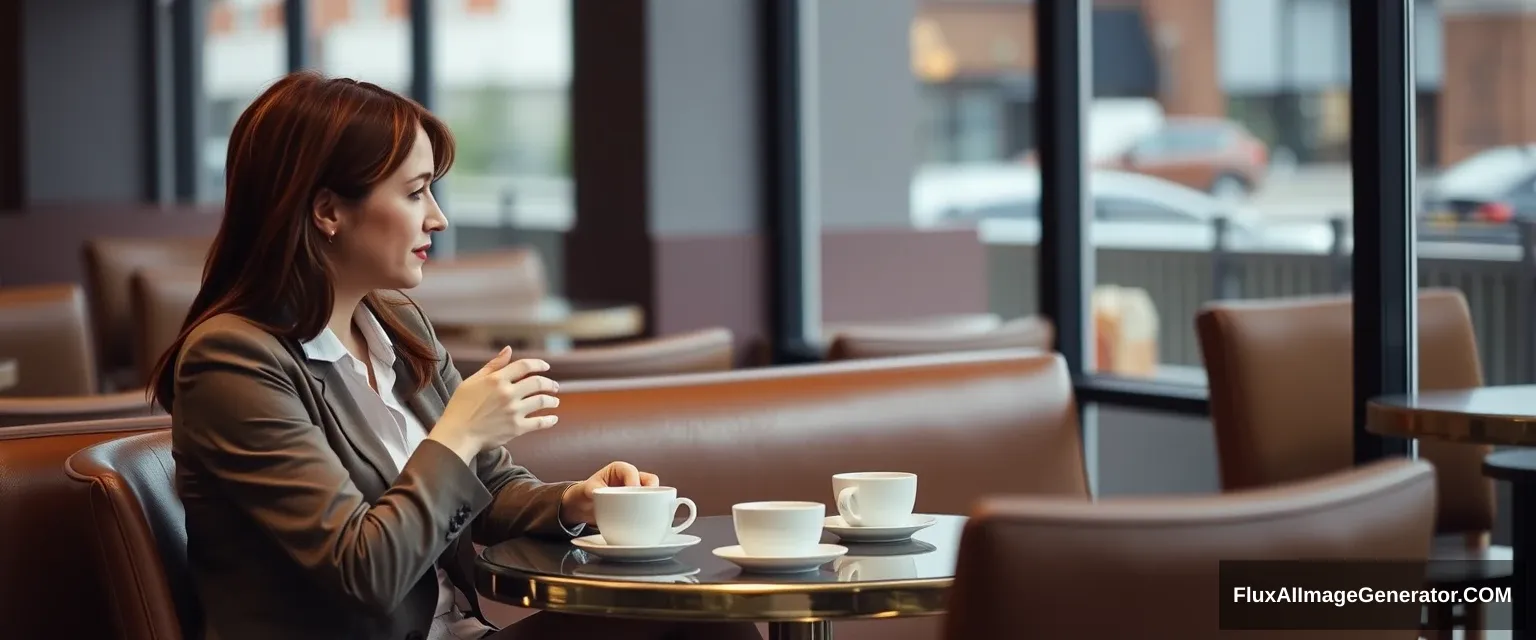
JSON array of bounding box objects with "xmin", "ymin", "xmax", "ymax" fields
[{"xmin": 428, "ymin": 347, "xmax": 560, "ymax": 464}]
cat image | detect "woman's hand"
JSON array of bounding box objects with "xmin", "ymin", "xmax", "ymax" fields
[
  {"xmin": 559, "ymin": 461, "xmax": 661, "ymax": 526},
  {"xmin": 428, "ymin": 347, "xmax": 560, "ymax": 464}
]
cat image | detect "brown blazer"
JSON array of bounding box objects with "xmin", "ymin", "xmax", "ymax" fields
[{"xmin": 169, "ymin": 299, "xmax": 577, "ymax": 640}]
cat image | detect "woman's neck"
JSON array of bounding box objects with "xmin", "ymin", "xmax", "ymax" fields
[{"xmin": 327, "ymin": 289, "xmax": 368, "ymax": 345}]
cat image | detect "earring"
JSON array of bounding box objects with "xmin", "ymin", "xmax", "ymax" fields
[{"xmin": 326, "ymin": 231, "xmax": 335, "ymax": 244}]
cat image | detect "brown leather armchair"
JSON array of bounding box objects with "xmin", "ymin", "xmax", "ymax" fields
[
  {"xmin": 0, "ymin": 415, "xmax": 170, "ymax": 639},
  {"xmin": 82, "ymin": 236, "xmax": 211, "ymax": 389},
  {"xmin": 66, "ymin": 429, "xmax": 195, "ymax": 640},
  {"xmin": 945, "ymin": 458, "xmax": 1437, "ymax": 639},
  {"xmin": 448, "ymin": 327, "xmax": 735, "ymax": 381},
  {"xmin": 0, "ymin": 283, "xmax": 100, "ymax": 396},
  {"xmin": 825, "ymin": 315, "xmax": 1054, "ymax": 361},
  {"xmin": 1196, "ymin": 288, "xmax": 1505, "ymax": 637},
  {"xmin": 130, "ymin": 266, "xmax": 201, "ymax": 383}
]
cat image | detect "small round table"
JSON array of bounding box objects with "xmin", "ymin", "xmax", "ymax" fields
[
  {"xmin": 431, "ymin": 297, "xmax": 644, "ymax": 350},
  {"xmin": 475, "ymin": 515, "xmax": 965, "ymax": 640},
  {"xmin": 1368, "ymin": 385, "xmax": 1536, "ymax": 638}
]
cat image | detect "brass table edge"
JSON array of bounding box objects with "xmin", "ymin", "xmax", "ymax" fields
[
  {"xmin": 1366, "ymin": 400, "xmax": 1536, "ymax": 446},
  {"xmin": 474, "ymin": 566, "xmax": 952, "ymax": 622}
]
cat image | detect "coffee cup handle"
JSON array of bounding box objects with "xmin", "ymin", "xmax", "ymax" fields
[
  {"xmin": 838, "ymin": 563, "xmax": 860, "ymax": 582},
  {"xmin": 837, "ymin": 487, "xmax": 862, "ymax": 525},
  {"xmin": 670, "ymin": 497, "xmax": 697, "ymax": 534}
]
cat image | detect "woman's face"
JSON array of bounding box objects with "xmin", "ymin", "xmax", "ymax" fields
[{"xmin": 320, "ymin": 125, "xmax": 447, "ymax": 293}]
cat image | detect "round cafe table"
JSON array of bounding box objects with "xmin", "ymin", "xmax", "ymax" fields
[
  {"xmin": 430, "ymin": 297, "xmax": 643, "ymax": 350},
  {"xmin": 475, "ymin": 515, "xmax": 965, "ymax": 640},
  {"xmin": 1367, "ymin": 386, "xmax": 1536, "ymax": 638}
]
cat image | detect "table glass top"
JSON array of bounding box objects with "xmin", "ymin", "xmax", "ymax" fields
[
  {"xmin": 1371, "ymin": 385, "xmax": 1536, "ymax": 419},
  {"xmin": 478, "ymin": 514, "xmax": 965, "ymax": 587}
]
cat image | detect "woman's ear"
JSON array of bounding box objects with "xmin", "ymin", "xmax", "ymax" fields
[{"xmin": 312, "ymin": 189, "xmax": 342, "ymax": 239}]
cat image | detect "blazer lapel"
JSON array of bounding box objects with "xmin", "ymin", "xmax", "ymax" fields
[{"xmin": 303, "ymin": 358, "xmax": 398, "ymax": 488}]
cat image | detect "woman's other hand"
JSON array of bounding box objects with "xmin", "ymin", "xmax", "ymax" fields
[
  {"xmin": 428, "ymin": 347, "xmax": 560, "ymax": 464},
  {"xmin": 559, "ymin": 462, "xmax": 661, "ymax": 525}
]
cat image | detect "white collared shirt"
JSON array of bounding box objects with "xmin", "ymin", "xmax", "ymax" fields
[{"xmin": 300, "ymin": 305, "xmax": 490, "ymax": 640}]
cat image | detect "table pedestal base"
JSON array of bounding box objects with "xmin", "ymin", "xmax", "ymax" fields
[
  {"xmin": 1483, "ymin": 449, "xmax": 1536, "ymax": 639},
  {"xmin": 768, "ymin": 621, "xmax": 832, "ymax": 640}
]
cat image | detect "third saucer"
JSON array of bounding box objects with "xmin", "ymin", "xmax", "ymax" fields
[
  {"xmin": 713, "ymin": 544, "xmax": 848, "ymax": 573},
  {"xmin": 571, "ymin": 534, "xmax": 700, "ymax": 563},
  {"xmin": 823, "ymin": 514, "xmax": 937, "ymax": 543}
]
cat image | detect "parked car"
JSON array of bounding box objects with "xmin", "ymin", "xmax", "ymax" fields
[
  {"xmin": 1418, "ymin": 144, "xmax": 1536, "ymax": 244},
  {"xmin": 912, "ymin": 164, "xmax": 1342, "ymax": 254},
  {"xmin": 1099, "ymin": 117, "xmax": 1270, "ymax": 201}
]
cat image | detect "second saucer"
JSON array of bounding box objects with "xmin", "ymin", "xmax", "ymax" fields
[
  {"xmin": 823, "ymin": 514, "xmax": 937, "ymax": 543},
  {"xmin": 571, "ymin": 533, "xmax": 701, "ymax": 563},
  {"xmin": 712, "ymin": 543, "xmax": 848, "ymax": 574}
]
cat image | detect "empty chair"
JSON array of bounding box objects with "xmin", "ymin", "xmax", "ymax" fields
[
  {"xmin": 130, "ymin": 266, "xmax": 201, "ymax": 382},
  {"xmin": 449, "ymin": 327, "xmax": 735, "ymax": 381},
  {"xmin": 66, "ymin": 430, "xmax": 195, "ymax": 640},
  {"xmin": 0, "ymin": 390, "xmax": 160, "ymax": 428},
  {"xmin": 82, "ymin": 236, "xmax": 211, "ymax": 389},
  {"xmin": 1196, "ymin": 288, "xmax": 1504, "ymax": 637},
  {"xmin": 411, "ymin": 248, "xmax": 547, "ymax": 315},
  {"xmin": 0, "ymin": 283, "xmax": 99, "ymax": 396},
  {"xmin": 944, "ymin": 458, "xmax": 1437, "ymax": 639},
  {"xmin": 825, "ymin": 315, "xmax": 1053, "ymax": 361}
]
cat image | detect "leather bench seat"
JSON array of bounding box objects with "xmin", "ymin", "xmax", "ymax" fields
[{"xmin": 505, "ymin": 348, "xmax": 1089, "ymax": 640}]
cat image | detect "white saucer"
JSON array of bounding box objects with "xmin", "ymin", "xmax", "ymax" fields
[
  {"xmin": 823, "ymin": 514, "xmax": 938, "ymax": 543},
  {"xmin": 712, "ymin": 544, "xmax": 848, "ymax": 573},
  {"xmin": 570, "ymin": 534, "xmax": 700, "ymax": 563}
]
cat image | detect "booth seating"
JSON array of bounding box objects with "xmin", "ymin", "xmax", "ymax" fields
[{"xmin": 447, "ymin": 327, "xmax": 736, "ymax": 381}]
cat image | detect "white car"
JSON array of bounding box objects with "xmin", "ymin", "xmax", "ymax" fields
[{"xmin": 911, "ymin": 164, "xmax": 1345, "ymax": 254}]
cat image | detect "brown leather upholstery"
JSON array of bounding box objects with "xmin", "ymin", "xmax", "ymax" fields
[
  {"xmin": 0, "ymin": 390, "xmax": 161, "ymax": 428},
  {"xmin": 448, "ymin": 327, "xmax": 736, "ymax": 381},
  {"xmin": 944, "ymin": 458, "xmax": 1437, "ymax": 639},
  {"xmin": 0, "ymin": 415, "xmax": 170, "ymax": 639},
  {"xmin": 82, "ymin": 236, "xmax": 211, "ymax": 387},
  {"xmin": 825, "ymin": 315, "xmax": 1055, "ymax": 361},
  {"xmin": 510, "ymin": 349, "xmax": 1086, "ymax": 640},
  {"xmin": 67, "ymin": 429, "xmax": 195, "ymax": 640},
  {"xmin": 130, "ymin": 266, "xmax": 201, "ymax": 383},
  {"xmin": 1196, "ymin": 289, "xmax": 1493, "ymax": 535},
  {"xmin": 0, "ymin": 283, "xmax": 99, "ymax": 396}
]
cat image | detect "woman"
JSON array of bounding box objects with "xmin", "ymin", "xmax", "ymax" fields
[{"xmin": 150, "ymin": 71, "xmax": 760, "ymax": 640}]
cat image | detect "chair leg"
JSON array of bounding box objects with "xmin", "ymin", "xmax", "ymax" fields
[
  {"xmin": 1423, "ymin": 603, "xmax": 1453, "ymax": 640},
  {"xmin": 1463, "ymin": 601, "xmax": 1486, "ymax": 640}
]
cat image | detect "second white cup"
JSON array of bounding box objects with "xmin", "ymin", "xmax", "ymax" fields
[
  {"xmin": 833, "ymin": 471, "xmax": 917, "ymax": 527},
  {"xmin": 593, "ymin": 486, "xmax": 697, "ymax": 547},
  {"xmin": 732, "ymin": 501, "xmax": 825, "ymax": 557}
]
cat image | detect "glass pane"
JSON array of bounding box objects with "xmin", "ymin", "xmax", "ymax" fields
[
  {"xmin": 1087, "ymin": 0, "xmax": 1353, "ymax": 384},
  {"xmin": 309, "ymin": 0, "xmax": 410, "ymax": 93},
  {"xmin": 203, "ymin": 0, "xmax": 288, "ymax": 200},
  {"xmin": 808, "ymin": 0, "xmax": 1037, "ymax": 349},
  {"xmin": 1415, "ymin": 2, "xmax": 1535, "ymax": 386},
  {"xmin": 433, "ymin": 0, "xmax": 574, "ymax": 239}
]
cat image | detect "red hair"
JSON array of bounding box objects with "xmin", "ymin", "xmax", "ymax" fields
[{"xmin": 150, "ymin": 71, "xmax": 456, "ymax": 411}]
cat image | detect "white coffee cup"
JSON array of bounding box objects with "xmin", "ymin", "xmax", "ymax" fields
[
  {"xmin": 833, "ymin": 472, "xmax": 917, "ymax": 527},
  {"xmin": 732, "ymin": 501, "xmax": 825, "ymax": 557},
  {"xmin": 592, "ymin": 486, "xmax": 697, "ymax": 547}
]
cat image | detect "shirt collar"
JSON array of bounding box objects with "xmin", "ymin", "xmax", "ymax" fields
[{"xmin": 300, "ymin": 304, "xmax": 397, "ymax": 366}]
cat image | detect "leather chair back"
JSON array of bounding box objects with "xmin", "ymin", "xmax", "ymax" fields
[
  {"xmin": 0, "ymin": 390, "xmax": 160, "ymax": 428},
  {"xmin": 130, "ymin": 266, "xmax": 201, "ymax": 383},
  {"xmin": 826, "ymin": 315, "xmax": 1054, "ymax": 361},
  {"xmin": 0, "ymin": 283, "xmax": 99, "ymax": 396},
  {"xmin": 449, "ymin": 327, "xmax": 735, "ymax": 381},
  {"xmin": 82, "ymin": 236, "xmax": 211, "ymax": 387},
  {"xmin": 67, "ymin": 429, "xmax": 195, "ymax": 640},
  {"xmin": 511, "ymin": 349, "xmax": 1087, "ymax": 517},
  {"xmin": 0, "ymin": 415, "xmax": 169, "ymax": 639},
  {"xmin": 946, "ymin": 458, "xmax": 1436, "ymax": 639},
  {"xmin": 412, "ymin": 248, "xmax": 547, "ymax": 314},
  {"xmin": 1196, "ymin": 288, "xmax": 1493, "ymax": 535}
]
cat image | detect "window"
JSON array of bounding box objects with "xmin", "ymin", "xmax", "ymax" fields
[
  {"xmin": 1088, "ymin": 0, "xmax": 1352, "ymax": 383},
  {"xmin": 432, "ymin": 0, "xmax": 574, "ymax": 244},
  {"xmin": 1415, "ymin": 1, "xmax": 1536, "ymax": 385},
  {"xmin": 201, "ymin": 0, "xmax": 287, "ymax": 200},
  {"xmin": 309, "ymin": 0, "xmax": 410, "ymax": 92}
]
